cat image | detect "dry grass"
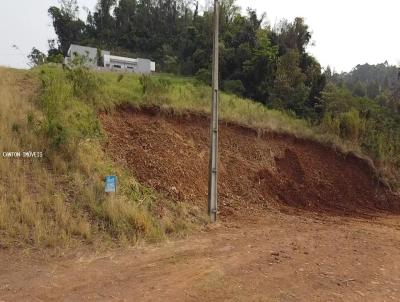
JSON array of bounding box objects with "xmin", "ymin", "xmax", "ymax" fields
[
  {"xmin": 0, "ymin": 67, "xmax": 194, "ymax": 248},
  {"xmin": 0, "ymin": 68, "xmax": 89, "ymax": 247}
]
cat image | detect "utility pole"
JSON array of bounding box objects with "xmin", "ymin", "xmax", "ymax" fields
[{"xmin": 208, "ymin": 0, "xmax": 219, "ymax": 223}]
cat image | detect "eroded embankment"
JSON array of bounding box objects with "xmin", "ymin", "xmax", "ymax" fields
[{"xmin": 99, "ymin": 106, "xmax": 400, "ymax": 219}]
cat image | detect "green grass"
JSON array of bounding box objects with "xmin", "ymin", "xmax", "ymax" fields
[
  {"xmin": 95, "ymin": 70, "xmax": 312, "ymax": 136},
  {"xmin": 94, "ymin": 68, "xmax": 370, "ymax": 161}
]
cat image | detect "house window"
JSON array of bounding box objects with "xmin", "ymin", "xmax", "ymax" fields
[{"xmin": 113, "ymin": 64, "xmax": 121, "ymax": 69}]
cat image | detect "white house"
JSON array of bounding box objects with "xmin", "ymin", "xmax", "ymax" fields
[
  {"xmin": 103, "ymin": 55, "xmax": 156, "ymax": 74},
  {"xmin": 64, "ymin": 44, "xmax": 155, "ymax": 74},
  {"xmin": 65, "ymin": 44, "xmax": 110, "ymax": 67}
]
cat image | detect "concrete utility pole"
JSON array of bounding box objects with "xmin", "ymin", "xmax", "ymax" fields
[{"xmin": 208, "ymin": 0, "xmax": 219, "ymax": 223}]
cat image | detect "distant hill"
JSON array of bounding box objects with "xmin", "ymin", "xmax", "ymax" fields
[{"xmin": 328, "ymin": 62, "xmax": 400, "ymax": 100}]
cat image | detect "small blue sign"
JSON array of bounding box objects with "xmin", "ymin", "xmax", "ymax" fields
[{"xmin": 105, "ymin": 176, "xmax": 117, "ymax": 193}]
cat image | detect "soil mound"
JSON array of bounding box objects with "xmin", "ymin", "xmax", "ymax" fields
[{"xmin": 99, "ymin": 106, "xmax": 400, "ymax": 219}]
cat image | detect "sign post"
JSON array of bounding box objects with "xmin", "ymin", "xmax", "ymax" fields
[
  {"xmin": 105, "ymin": 176, "xmax": 117, "ymax": 193},
  {"xmin": 208, "ymin": 0, "xmax": 219, "ymax": 223}
]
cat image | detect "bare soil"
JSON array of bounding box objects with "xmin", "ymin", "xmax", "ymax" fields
[
  {"xmin": 99, "ymin": 106, "xmax": 400, "ymax": 218},
  {"xmin": 1, "ymin": 106, "xmax": 400, "ymax": 301},
  {"xmin": 1, "ymin": 213, "xmax": 400, "ymax": 301}
]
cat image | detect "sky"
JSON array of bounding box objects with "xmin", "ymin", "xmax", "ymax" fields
[{"xmin": 0, "ymin": 0, "xmax": 399, "ymax": 72}]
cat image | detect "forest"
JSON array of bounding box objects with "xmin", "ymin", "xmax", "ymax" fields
[{"xmin": 35, "ymin": 0, "xmax": 400, "ymax": 182}]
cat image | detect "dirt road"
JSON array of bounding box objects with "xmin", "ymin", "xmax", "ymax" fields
[{"xmin": 1, "ymin": 211, "xmax": 399, "ymax": 301}]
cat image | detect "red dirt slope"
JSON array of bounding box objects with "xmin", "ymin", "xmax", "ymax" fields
[{"xmin": 99, "ymin": 106, "xmax": 400, "ymax": 219}]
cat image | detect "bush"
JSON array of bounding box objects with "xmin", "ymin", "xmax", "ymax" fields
[
  {"xmin": 66, "ymin": 66, "xmax": 103, "ymax": 101},
  {"xmin": 139, "ymin": 75, "xmax": 171, "ymax": 95},
  {"xmin": 320, "ymin": 113, "xmax": 340, "ymax": 137},
  {"xmin": 47, "ymin": 53, "xmax": 64, "ymax": 64},
  {"xmin": 339, "ymin": 109, "xmax": 365, "ymax": 143},
  {"xmin": 39, "ymin": 67, "xmax": 101, "ymax": 149},
  {"xmin": 320, "ymin": 109, "xmax": 366, "ymax": 144},
  {"xmin": 162, "ymin": 55, "xmax": 180, "ymax": 74},
  {"xmin": 47, "ymin": 120, "xmax": 68, "ymax": 148},
  {"xmin": 223, "ymin": 80, "xmax": 245, "ymax": 96},
  {"xmin": 195, "ymin": 68, "xmax": 211, "ymax": 85}
]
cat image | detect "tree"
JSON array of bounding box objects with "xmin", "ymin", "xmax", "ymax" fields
[
  {"xmin": 48, "ymin": 5, "xmax": 86, "ymax": 54},
  {"xmin": 27, "ymin": 48, "xmax": 47, "ymax": 67},
  {"xmin": 324, "ymin": 66, "xmax": 332, "ymax": 80},
  {"xmin": 242, "ymin": 28, "xmax": 277, "ymax": 102},
  {"xmin": 47, "ymin": 0, "xmax": 328, "ymax": 119},
  {"xmin": 93, "ymin": 0, "xmax": 117, "ymax": 48},
  {"xmin": 270, "ymin": 50, "xmax": 309, "ymax": 115},
  {"xmin": 47, "ymin": 39, "xmax": 64, "ymax": 63},
  {"xmin": 272, "ymin": 17, "xmax": 311, "ymax": 55},
  {"xmin": 366, "ymin": 80, "xmax": 380, "ymax": 99},
  {"xmin": 114, "ymin": 0, "xmax": 137, "ymax": 49},
  {"xmin": 353, "ymin": 81, "xmax": 366, "ymax": 97}
]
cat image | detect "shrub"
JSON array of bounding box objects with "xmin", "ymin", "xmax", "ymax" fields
[
  {"xmin": 139, "ymin": 75, "xmax": 171, "ymax": 95},
  {"xmin": 195, "ymin": 68, "xmax": 212, "ymax": 85},
  {"xmin": 47, "ymin": 53, "xmax": 64, "ymax": 64},
  {"xmin": 223, "ymin": 80, "xmax": 245, "ymax": 96},
  {"xmin": 66, "ymin": 66, "xmax": 103, "ymax": 101},
  {"xmin": 39, "ymin": 67, "xmax": 101, "ymax": 149},
  {"xmin": 320, "ymin": 113, "xmax": 340, "ymax": 137},
  {"xmin": 47, "ymin": 120, "xmax": 68, "ymax": 148},
  {"xmin": 339, "ymin": 109, "xmax": 366, "ymax": 143}
]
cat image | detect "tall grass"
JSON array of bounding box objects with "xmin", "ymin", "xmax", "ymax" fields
[
  {"xmin": 91, "ymin": 71, "xmax": 313, "ymax": 138},
  {"xmin": 0, "ymin": 66, "xmax": 196, "ymax": 248},
  {"xmin": 0, "ymin": 68, "xmax": 91, "ymax": 247}
]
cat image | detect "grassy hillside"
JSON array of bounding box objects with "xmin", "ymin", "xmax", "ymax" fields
[
  {"xmin": 0, "ymin": 65, "xmax": 397, "ymax": 248},
  {"xmin": 0, "ymin": 66, "xmax": 198, "ymax": 248}
]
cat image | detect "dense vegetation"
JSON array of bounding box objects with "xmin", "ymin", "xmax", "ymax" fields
[
  {"xmin": 328, "ymin": 62, "xmax": 400, "ymax": 113},
  {"xmin": 31, "ymin": 0, "xmax": 400, "ymax": 184},
  {"xmin": 45, "ymin": 0, "xmax": 326, "ymax": 118},
  {"xmin": 321, "ymin": 64, "xmax": 400, "ymax": 179}
]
